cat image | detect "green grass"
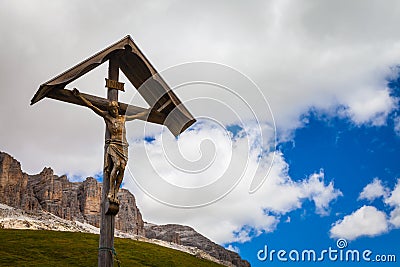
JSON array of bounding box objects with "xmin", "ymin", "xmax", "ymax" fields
[{"xmin": 0, "ymin": 229, "xmax": 224, "ymax": 267}]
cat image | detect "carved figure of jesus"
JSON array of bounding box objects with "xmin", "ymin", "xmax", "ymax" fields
[{"xmin": 72, "ymin": 88, "xmax": 146, "ymax": 203}]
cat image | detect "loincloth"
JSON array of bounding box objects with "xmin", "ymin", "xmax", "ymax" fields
[{"xmin": 104, "ymin": 139, "xmax": 128, "ymax": 172}]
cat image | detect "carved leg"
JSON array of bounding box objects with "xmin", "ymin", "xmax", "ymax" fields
[
  {"xmin": 109, "ymin": 164, "xmax": 119, "ymax": 202},
  {"xmin": 114, "ymin": 164, "xmax": 125, "ymax": 203}
]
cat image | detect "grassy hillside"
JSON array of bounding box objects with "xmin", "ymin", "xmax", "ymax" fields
[{"xmin": 0, "ymin": 229, "xmax": 224, "ymax": 267}]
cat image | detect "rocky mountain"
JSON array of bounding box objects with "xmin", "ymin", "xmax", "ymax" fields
[
  {"xmin": 0, "ymin": 151, "xmax": 144, "ymax": 236},
  {"xmin": 145, "ymin": 224, "xmax": 250, "ymax": 267},
  {"xmin": 0, "ymin": 151, "xmax": 250, "ymax": 266}
]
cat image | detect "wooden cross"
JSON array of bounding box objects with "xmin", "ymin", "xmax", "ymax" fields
[{"xmin": 31, "ymin": 36, "xmax": 195, "ymax": 267}]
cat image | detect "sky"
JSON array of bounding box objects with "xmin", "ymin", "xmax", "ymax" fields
[{"xmin": 1, "ymin": 1, "xmax": 400, "ymax": 266}]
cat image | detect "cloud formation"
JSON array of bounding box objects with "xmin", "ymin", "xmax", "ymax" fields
[
  {"xmin": 385, "ymin": 179, "xmax": 400, "ymax": 228},
  {"xmin": 330, "ymin": 205, "xmax": 389, "ymax": 240},
  {"xmin": 124, "ymin": 124, "xmax": 342, "ymax": 243},
  {"xmin": 331, "ymin": 178, "xmax": 400, "ymax": 240},
  {"xmin": 358, "ymin": 177, "xmax": 388, "ymax": 201}
]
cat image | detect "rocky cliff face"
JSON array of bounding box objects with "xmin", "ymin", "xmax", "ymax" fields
[
  {"xmin": 145, "ymin": 224, "xmax": 250, "ymax": 267},
  {"xmin": 0, "ymin": 152, "xmax": 144, "ymax": 236},
  {"xmin": 0, "ymin": 152, "xmax": 30, "ymax": 209}
]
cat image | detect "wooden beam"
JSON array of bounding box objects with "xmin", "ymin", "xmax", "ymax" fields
[
  {"xmin": 46, "ymin": 88, "xmax": 166, "ymax": 125},
  {"xmin": 98, "ymin": 57, "xmax": 118, "ymax": 267}
]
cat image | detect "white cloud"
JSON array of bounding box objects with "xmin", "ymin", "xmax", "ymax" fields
[
  {"xmin": 330, "ymin": 205, "xmax": 389, "ymax": 240},
  {"xmin": 225, "ymin": 244, "xmax": 240, "ymax": 254},
  {"xmin": 331, "ymin": 178, "xmax": 400, "ymax": 240},
  {"xmin": 124, "ymin": 123, "xmax": 342, "ymax": 244},
  {"xmin": 358, "ymin": 178, "xmax": 388, "ymax": 201},
  {"xmin": 385, "ymin": 179, "xmax": 400, "ymax": 228},
  {"xmin": 301, "ymin": 172, "xmax": 343, "ymax": 216},
  {"xmin": 385, "ymin": 179, "xmax": 400, "ymax": 207},
  {"xmin": 341, "ymin": 88, "xmax": 396, "ymax": 126},
  {"xmin": 389, "ymin": 207, "xmax": 400, "ymax": 228}
]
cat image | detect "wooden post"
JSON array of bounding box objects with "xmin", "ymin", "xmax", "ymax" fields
[{"xmin": 98, "ymin": 58, "xmax": 119, "ymax": 267}]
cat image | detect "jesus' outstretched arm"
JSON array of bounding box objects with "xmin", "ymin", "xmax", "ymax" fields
[
  {"xmin": 125, "ymin": 110, "xmax": 150, "ymax": 121},
  {"xmin": 72, "ymin": 88, "xmax": 107, "ymax": 118}
]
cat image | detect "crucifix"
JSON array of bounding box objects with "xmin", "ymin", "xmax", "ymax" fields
[{"xmin": 31, "ymin": 36, "xmax": 195, "ymax": 266}]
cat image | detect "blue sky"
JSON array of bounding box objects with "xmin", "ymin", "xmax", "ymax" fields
[{"xmin": 1, "ymin": 1, "xmax": 400, "ymax": 267}]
